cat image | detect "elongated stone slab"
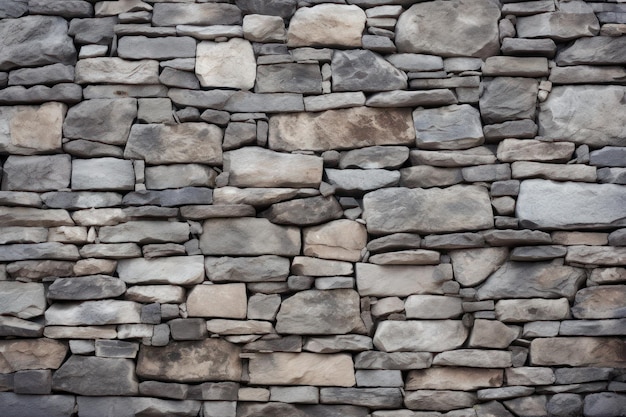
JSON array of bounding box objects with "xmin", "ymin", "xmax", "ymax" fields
[
  {"xmin": 356, "ymin": 263, "xmax": 452, "ymax": 297},
  {"xmin": 117, "ymin": 256, "xmax": 205, "ymax": 285},
  {"xmin": 45, "ymin": 300, "xmax": 142, "ymax": 325},
  {"xmin": 137, "ymin": 340, "xmax": 241, "ymax": 382},
  {"xmin": 0, "ymin": 339, "xmax": 67, "ymax": 373},
  {"xmin": 52, "ymin": 356, "xmax": 138, "ymax": 396},
  {"xmin": 287, "ymin": 4, "xmax": 365, "ymax": 48},
  {"xmin": 373, "ymin": 320, "xmax": 468, "ymax": 352},
  {"xmin": 75, "ymin": 58, "xmax": 159, "ymax": 85},
  {"xmin": 516, "ymin": 180, "xmax": 626, "ymax": 229},
  {"xmin": 406, "ymin": 367, "xmax": 503, "ymax": 391},
  {"xmin": 530, "ymin": 337, "xmax": 626, "ymax": 367},
  {"xmin": 269, "ymin": 107, "xmax": 415, "ymax": 152},
  {"xmin": 0, "ymin": 243, "xmax": 79, "ymax": 262},
  {"xmin": 0, "ymin": 102, "xmax": 66, "ymax": 155},
  {"xmin": 363, "ymin": 186, "xmax": 493, "ymax": 234},
  {"xmin": 248, "ymin": 353, "xmax": 355, "ymax": 387},
  {"xmin": 0, "ymin": 393, "xmax": 75, "ymax": 417},
  {"xmin": 205, "ymin": 256, "xmax": 290, "ymax": 283}
]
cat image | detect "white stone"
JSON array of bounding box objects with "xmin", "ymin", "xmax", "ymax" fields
[
  {"xmin": 287, "ymin": 4, "xmax": 366, "ymax": 48},
  {"xmin": 196, "ymin": 39, "xmax": 256, "ymax": 90}
]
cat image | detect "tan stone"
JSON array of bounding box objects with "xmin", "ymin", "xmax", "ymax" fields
[
  {"xmin": 406, "ymin": 367, "xmax": 503, "ymax": 391},
  {"xmin": 571, "ymin": 285, "xmax": 626, "ymax": 319},
  {"xmin": 248, "ymin": 353, "xmax": 355, "ymax": 387},
  {"xmin": 291, "ymin": 256, "xmax": 353, "ymax": 276},
  {"xmin": 468, "ymin": 319, "xmax": 520, "ymax": 349},
  {"xmin": 566, "ymin": 246, "xmax": 626, "ymax": 266},
  {"xmin": 512, "ymin": 161, "xmax": 596, "ymax": 182},
  {"xmin": 357, "ymin": 263, "xmax": 452, "ymax": 297},
  {"xmin": 497, "ymin": 138, "xmax": 575, "ymax": 163},
  {"xmin": 187, "ymin": 283, "xmax": 247, "ymax": 319},
  {"xmin": 551, "ymin": 232, "xmax": 608, "ymax": 246},
  {"xmin": 495, "ymin": 298, "xmax": 571, "ymax": 322},
  {"xmin": 373, "ymin": 320, "xmax": 468, "ymax": 352},
  {"xmin": 44, "ymin": 326, "xmax": 117, "ymax": 339},
  {"xmin": 0, "ymin": 102, "xmax": 66, "ymax": 155},
  {"xmin": 205, "ymin": 319, "xmax": 273, "ymax": 335},
  {"xmin": 303, "ymin": 220, "xmax": 367, "ymax": 262},
  {"xmin": 75, "ymin": 58, "xmax": 159, "ymax": 84},
  {"xmin": 0, "ymin": 339, "xmax": 67, "ymax": 373},
  {"xmin": 530, "ymin": 337, "xmax": 626, "ymax": 367},
  {"xmin": 287, "ymin": 4, "xmax": 366, "ymax": 48},
  {"xmin": 269, "ymin": 107, "xmax": 415, "ymax": 152},
  {"xmin": 196, "ymin": 39, "xmax": 256, "ymax": 90}
]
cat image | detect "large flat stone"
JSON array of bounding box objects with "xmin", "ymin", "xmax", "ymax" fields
[
  {"xmin": 238, "ymin": 403, "xmax": 368, "ymax": 417},
  {"xmin": 0, "ymin": 242, "xmax": 79, "ymax": 262},
  {"xmin": 52, "ymin": 356, "xmax": 138, "ymax": 396},
  {"xmin": 71, "ymin": 158, "xmax": 135, "ymax": 191},
  {"xmin": 320, "ymin": 388, "xmax": 403, "ymax": 409},
  {"xmin": 124, "ymin": 123, "xmax": 223, "ymax": 165},
  {"xmin": 77, "ymin": 397, "xmax": 201, "ymax": 417},
  {"xmin": 0, "ymin": 281, "xmax": 45, "ymax": 319},
  {"xmin": 363, "ymin": 186, "xmax": 493, "ymax": 234},
  {"xmin": 276, "ymin": 289, "xmax": 363, "ymax": 335},
  {"xmin": 2, "ymin": 154, "xmax": 71, "ymax": 192},
  {"xmin": 0, "ymin": 16, "xmax": 75, "ymax": 70},
  {"xmin": 516, "ymin": 1, "xmax": 599, "ymax": 41},
  {"xmin": 152, "ymin": 3, "xmax": 241, "ymax": 26},
  {"xmin": 357, "ymin": 263, "xmax": 451, "ymax": 297},
  {"xmin": 196, "ymin": 39, "xmax": 256, "ymax": 90},
  {"xmin": 118, "ymin": 36, "xmax": 196, "ymax": 60},
  {"xmin": 0, "ymin": 339, "xmax": 67, "ymax": 373},
  {"xmin": 404, "ymin": 390, "xmax": 477, "ymax": 411},
  {"xmin": 413, "ymin": 104, "xmax": 484, "ymax": 150},
  {"xmin": 256, "ymin": 63, "xmax": 321, "ymax": 94},
  {"xmin": 287, "ymin": 4, "xmax": 365, "ymax": 47},
  {"xmin": 248, "ymin": 353, "xmax": 355, "ymax": 387},
  {"xmin": 396, "ymin": 0, "xmax": 500, "ymax": 59},
  {"xmin": 205, "ymin": 256, "xmax": 289, "ymax": 283},
  {"xmin": 450, "ymin": 248, "xmax": 508, "ymax": 287},
  {"xmin": 225, "ymin": 147, "xmax": 322, "ymax": 188},
  {"xmin": 406, "ymin": 367, "xmax": 503, "ymax": 391},
  {"xmin": 187, "ymin": 283, "xmax": 247, "ymax": 319},
  {"xmin": 538, "ymin": 86, "xmax": 626, "ymax": 147},
  {"xmin": 47, "ymin": 276, "xmax": 125, "ymax": 301},
  {"xmin": 117, "ymin": 256, "xmax": 205, "ymax": 285},
  {"xmin": 480, "ymin": 77, "xmax": 538, "ymax": 124},
  {"xmin": 99, "ymin": 221, "xmax": 189, "ymax": 244},
  {"xmin": 45, "ymin": 300, "xmax": 142, "ymax": 325},
  {"xmin": 303, "ymin": 220, "xmax": 367, "ymax": 262},
  {"xmin": 63, "ymin": 98, "xmax": 136, "ymax": 145},
  {"xmin": 200, "ymin": 218, "xmax": 300, "ymax": 256},
  {"xmin": 496, "ymin": 298, "xmax": 571, "ymax": 322},
  {"xmin": 0, "ymin": 102, "xmax": 66, "ymax": 155},
  {"xmin": 75, "ymin": 58, "xmax": 159, "ymax": 85},
  {"xmin": 516, "ymin": 180, "xmax": 626, "ymax": 229},
  {"xmin": 269, "ymin": 107, "xmax": 415, "ymax": 152},
  {"xmin": 530, "ymin": 337, "xmax": 626, "ymax": 367},
  {"xmin": 556, "ymin": 36, "xmax": 626, "ymax": 66},
  {"xmin": 332, "ymin": 49, "xmax": 407, "ymax": 93},
  {"xmin": 137, "ymin": 340, "xmax": 241, "ymax": 382},
  {"xmin": 571, "ymin": 285, "xmax": 626, "ymax": 319},
  {"xmin": 373, "ymin": 320, "xmax": 468, "ymax": 352}
]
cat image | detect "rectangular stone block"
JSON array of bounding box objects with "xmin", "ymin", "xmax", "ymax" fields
[
  {"xmin": 0, "ymin": 102, "xmax": 66, "ymax": 155},
  {"xmin": 356, "ymin": 263, "xmax": 452, "ymax": 297},
  {"xmin": 530, "ymin": 337, "xmax": 626, "ymax": 367}
]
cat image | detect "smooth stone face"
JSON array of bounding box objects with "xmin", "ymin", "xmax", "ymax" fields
[
  {"xmin": 256, "ymin": 63, "xmax": 321, "ymax": 94},
  {"xmin": 77, "ymin": 397, "xmax": 202, "ymax": 417},
  {"xmin": 571, "ymin": 286, "xmax": 626, "ymax": 319},
  {"xmin": 584, "ymin": 393, "xmax": 626, "ymax": 417},
  {"xmin": 404, "ymin": 390, "xmax": 477, "ymax": 411},
  {"xmin": 287, "ymin": 4, "xmax": 366, "ymax": 47},
  {"xmin": 75, "ymin": 58, "xmax": 159, "ymax": 85},
  {"xmin": 98, "ymin": 221, "xmax": 190, "ymax": 244},
  {"xmin": 332, "ymin": 50, "xmax": 407, "ymax": 93},
  {"xmin": 396, "ymin": 0, "xmax": 500, "ymax": 59},
  {"xmin": 196, "ymin": 39, "xmax": 256, "ymax": 90},
  {"xmin": 0, "ymin": 316, "xmax": 44, "ymax": 338},
  {"xmin": 325, "ymin": 169, "xmax": 400, "ymax": 194},
  {"xmin": 516, "ymin": 180, "xmax": 626, "ymax": 229},
  {"xmin": 516, "ymin": 1, "xmax": 599, "ymax": 41},
  {"xmin": 303, "ymin": 220, "xmax": 367, "ymax": 262},
  {"xmin": 205, "ymin": 256, "xmax": 289, "ymax": 283},
  {"xmin": 269, "ymin": 107, "xmax": 415, "ymax": 152},
  {"xmin": 497, "ymin": 139, "xmax": 575, "ymax": 163},
  {"xmin": 477, "ymin": 261, "xmax": 586, "ymax": 300},
  {"xmin": 530, "ymin": 337, "xmax": 626, "ymax": 367},
  {"xmin": 357, "ymin": 263, "xmax": 452, "ymax": 297},
  {"xmin": 118, "ymin": 36, "xmax": 196, "ymax": 60},
  {"xmin": 0, "ymin": 102, "xmax": 66, "ymax": 155},
  {"xmin": 187, "ymin": 284, "xmax": 247, "ymax": 319},
  {"xmin": 404, "ymin": 295, "xmax": 463, "ymax": 319},
  {"xmin": 238, "ymin": 403, "xmax": 368, "ymax": 417},
  {"xmin": 468, "ymin": 319, "xmax": 519, "ymax": 349},
  {"xmin": 248, "ymin": 353, "xmax": 355, "ymax": 387},
  {"xmin": 450, "ymin": 248, "xmax": 508, "ymax": 287},
  {"xmin": 275, "ymin": 289, "xmax": 363, "ymax": 335},
  {"xmin": 406, "ymin": 367, "xmax": 503, "ymax": 391},
  {"xmin": 124, "ymin": 123, "xmax": 223, "ymax": 165},
  {"xmin": 0, "ymin": 393, "xmax": 75, "ymax": 417},
  {"xmin": 480, "ymin": 77, "xmax": 538, "ymax": 124},
  {"xmin": 373, "ymin": 320, "xmax": 468, "ymax": 352},
  {"xmin": 152, "ymin": 3, "xmax": 242, "ymax": 26},
  {"xmin": 117, "ymin": 256, "xmax": 204, "ymax": 285},
  {"xmin": 0, "ymin": 339, "xmax": 67, "ymax": 373},
  {"xmin": 47, "ymin": 276, "xmax": 126, "ymax": 301},
  {"xmin": 0, "ymin": 16, "xmax": 75, "ymax": 70},
  {"xmin": 0, "ymin": 242, "xmax": 79, "ymax": 262},
  {"xmin": 235, "ymin": 0, "xmax": 297, "ymax": 19},
  {"xmin": 538, "ymin": 86, "xmax": 626, "ymax": 147},
  {"xmin": 71, "ymin": 158, "xmax": 135, "ymax": 191},
  {"xmin": 566, "ymin": 246, "xmax": 626, "ymax": 266},
  {"xmin": 0, "ymin": 281, "xmax": 45, "ymax": 319},
  {"xmin": 145, "ymin": 165, "xmax": 216, "ymax": 190},
  {"xmin": 413, "ymin": 104, "xmax": 484, "ymax": 150},
  {"xmin": 200, "ymin": 218, "xmax": 301, "ymax": 256},
  {"xmin": 363, "ymin": 186, "xmax": 494, "ymax": 234},
  {"xmin": 2, "ymin": 155, "xmax": 71, "ymax": 192},
  {"xmin": 556, "ymin": 36, "xmax": 626, "ymax": 66},
  {"xmin": 225, "ymin": 147, "xmax": 323, "ymax": 188},
  {"xmin": 432, "ymin": 349, "xmax": 512, "ymax": 368},
  {"xmin": 495, "ymin": 298, "xmax": 571, "ymax": 322},
  {"xmin": 52, "ymin": 356, "xmax": 138, "ymax": 396},
  {"xmin": 63, "ymin": 98, "xmax": 137, "ymax": 145},
  {"xmin": 45, "ymin": 300, "xmax": 142, "ymax": 325},
  {"xmin": 243, "ymin": 14, "xmax": 287, "ymax": 42}
]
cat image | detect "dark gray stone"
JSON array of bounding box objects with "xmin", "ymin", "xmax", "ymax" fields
[
  {"xmin": 76, "ymin": 397, "xmax": 201, "ymax": 417},
  {"xmin": 365, "ymin": 89, "xmax": 457, "ymax": 108},
  {"xmin": 257, "ymin": 63, "xmax": 322, "ymax": 94},
  {"xmin": 168, "ymin": 88, "xmax": 234, "ymax": 109},
  {"xmin": 325, "ymin": 169, "xmax": 400, "ymax": 194},
  {"xmin": 584, "ymin": 393, "xmax": 626, "ymax": 417},
  {"xmin": 68, "ymin": 17, "xmax": 118, "ymax": 44},
  {"xmin": 516, "ymin": 1, "xmax": 599, "ymax": 41},
  {"xmin": 2, "ymin": 155, "xmax": 71, "ymax": 192},
  {"xmin": 598, "ymin": 168, "xmax": 626, "ymax": 185},
  {"xmin": 501, "ymin": 38, "xmax": 557, "ymax": 58},
  {"xmin": 122, "ymin": 188, "xmax": 213, "ymax": 207},
  {"xmin": 546, "ymin": 393, "xmax": 583, "ymax": 417},
  {"xmin": 118, "ymin": 36, "xmax": 197, "ymax": 60},
  {"xmin": 236, "ymin": 0, "xmax": 297, "ymax": 18},
  {"xmin": 141, "ymin": 303, "xmax": 161, "ymax": 324},
  {"xmin": 47, "ymin": 275, "xmax": 126, "ymax": 301},
  {"xmin": 480, "ymin": 77, "xmax": 538, "ymax": 124},
  {"xmin": 0, "ymin": 83, "xmax": 82, "ymax": 105},
  {"xmin": 0, "ymin": 242, "xmax": 79, "ymax": 262},
  {"xmin": 0, "ymin": 393, "xmax": 74, "ymax": 417},
  {"xmin": 52, "ymin": 356, "xmax": 138, "ymax": 396},
  {"xmin": 63, "ymin": 98, "xmax": 137, "ymax": 145},
  {"xmin": 332, "ymin": 49, "xmax": 407, "ymax": 92},
  {"xmin": 560, "ymin": 318, "xmax": 626, "ymax": 336},
  {"xmin": 205, "ymin": 256, "xmax": 290, "ymax": 283},
  {"xmin": 169, "ymin": 318, "xmax": 208, "ymax": 341},
  {"xmin": 554, "ymin": 367, "xmax": 613, "ymax": 384},
  {"xmin": 159, "ymin": 68, "xmax": 200, "ymax": 90},
  {"xmin": 414, "ymin": 104, "xmax": 484, "ymax": 150},
  {"xmin": 152, "ymin": 3, "xmax": 242, "ymax": 26},
  {"xmin": 41, "ymin": 191, "xmax": 122, "ymax": 209},
  {"xmin": 95, "ymin": 340, "xmax": 139, "ymax": 359},
  {"xmin": 223, "ymin": 92, "xmax": 304, "ymax": 113},
  {"xmin": 8, "ymin": 64, "xmax": 75, "ymax": 86},
  {"xmin": 0, "ymin": 0, "xmax": 27, "ymax": 18},
  {"xmin": 0, "ymin": 16, "xmax": 76, "ymax": 70},
  {"xmin": 237, "ymin": 403, "xmax": 369, "ymax": 417},
  {"xmin": 139, "ymin": 381, "xmax": 189, "ymax": 400},
  {"xmin": 590, "ymin": 147, "xmax": 626, "ymax": 167},
  {"xmin": 262, "ymin": 196, "xmax": 343, "ymax": 226},
  {"xmin": 556, "ymin": 36, "xmax": 626, "ymax": 66},
  {"xmin": 320, "ymin": 388, "xmax": 403, "ymax": 409},
  {"xmin": 64, "ymin": 140, "xmax": 121, "ymax": 158},
  {"xmin": 13, "ymin": 370, "xmax": 51, "ymax": 395},
  {"xmin": 483, "ymin": 120, "xmax": 538, "ymax": 141},
  {"xmin": 0, "ymin": 316, "xmax": 44, "ymax": 338}
]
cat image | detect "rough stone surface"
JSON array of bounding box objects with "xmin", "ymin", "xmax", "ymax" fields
[
  {"xmin": 52, "ymin": 356, "xmax": 138, "ymax": 396},
  {"xmin": 373, "ymin": 321, "xmax": 468, "ymax": 352},
  {"xmin": 480, "ymin": 77, "xmax": 538, "ymax": 124},
  {"xmin": 332, "ymin": 50, "xmax": 407, "ymax": 93},
  {"xmin": 530, "ymin": 337, "xmax": 626, "ymax": 367},
  {"xmin": 413, "ymin": 104, "xmax": 484, "ymax": 150},
  {"xmin": 196, "ymin": 39, "xmax": 256, "ymax": 90},
  {"xmin": 516, "ymin": 1, "xmax": 600, "ymax": 41},
  {"xmin": 0, "ymin": 102, "xmax": 66, "ymax": 155},
  {"xmin": 63, "ymin": 98, "xmax": 136, "ymax": 145},
  {"xmin": 357, "ymin": 263, "xmax": 452, "ymax": 297},
  {"xmin": 287, "ymin": 4, "xmax": 366, "ymax": 48},
  {"xmin": 117, "ymin": 256, "xmax": 204, "ymax": 285},
  {"xmin": 0, "ymin": 339, "xmax": 67, "ymax": 373}
]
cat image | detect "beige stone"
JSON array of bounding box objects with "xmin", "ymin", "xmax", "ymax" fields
[
  {"xmin": 206, "ymin": 319, "xmax": 273, "ymax": 335},
  {"xmin": 373, "ymin": 320, "xmax": 468, "ymax": 352},
  {"xmin": 303, "ymin": 220, "xmax": 367, "ymax": 262},
  {"xmin": 287, "ymin": 4, "xmax": 365, "ymax": 48},
  {"xmin": 75, "ymin": 58, "xmax": 159, "ymax": 84},
  {"xmin": 551, "ymin": 232, "xmax": 608, "ymax": 246},
  {"xmin": 117, "ymin": 256, "xmax": 205, "ymax": 285},
  {"xmin": 406, "ymin": 367, "xmax": 503, "ymax": 391},
  {"xmin": 291, "ymin": 256, "xmax": 353, "ymax": 276},
  {"xmin": 0, "ymin": 102, "xmax": 66, "ymax": 155},
  {"xmin": 269, "ymin": 107, "xmax": 415, "ymax": 152},
  {"xmin": 0, "ymin": 339, "xmax": 67, "ymax": 373},
  {"xmin": 44, "ymin": 326, "xmax": 117, "ymax": 339},
  {"xmin": 571, "ymin": 285, "xmax": 626, "ymax": 319},
  {"xmin": 248, "ymin": 353, "xmax": 355, "ymax": 387},
  {"xmin": 187, "ymin": 284, "xmax": 247, "ymax": 319},
  {"xmin": 196, "ymin": 39, "xmax": 256, "ymax": 90},
  {"xmin": 243, "ymin": 14, "xmax": 286, "ymax": 42},
  {"xmin": 495, "ymin": 298, "xmax": 571, "ymax": 322},
  {"xmin": 404, "ymin": 390, "xmax": 477, "ymax": 411},
  {"xmin": 512, "ymin": 161, "xmax": 596, "ymax": 182},
  {"xmin": 566, "ymin": 246, "xmax": 626, "ymax": 266},
  {"xmin": 357, "ymin": 263, "xmax": 452, "ymax": 297},
  {"xmin": 530, "ymin": 337, "xmax": 626, "ymax": 367},
  {"xmin": 469, "ymin": 319, "xmax": 520, "ymax": 349},
  {"xmin": 497, "ymin": 139, "xmax": 575, "ymax": 163}
]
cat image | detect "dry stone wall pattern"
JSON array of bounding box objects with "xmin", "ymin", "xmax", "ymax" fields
[{"xmin": 0, "ymin": 0, "xmax": 625, "ymax": 416}]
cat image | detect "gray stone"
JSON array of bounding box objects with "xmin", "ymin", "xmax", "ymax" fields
[
  {"xmin": 0, "ymin": 242, "xmax": 79, "ymax": 262},
  {"xmin": 159, "ymin": 68, "xmax": 200, "ymax": 90},
  {"xmin": 83, "ymin": 84, "xmax": 167, "ymax": 100},
  {"xmin": 52, "ymin": 356, "xmax": 138, "ymax": 395},
  {"xmin": 599, "ymin": 168, "xmax": 626, "ymax": 185},
  {"xmin": 501, "ymin": 38, "xmax": 557, "ymax": 57},
  {"xmin": 410, "ymin": 147, "xmax": 497, "ymax": 167},
  {"xmin": 304, "ymin": 92, "xmax": 366, "ymax": 112},
  {"xmin": 45, "ymin": 300, "xmax": 142, "ymax": 325},
  {"xmin": 223, "ymin": 92, "xmax": 304, "ymax": 113},
  {"xmin": 287, "ymin": 4, "xmax": 366, "ymax": 48},
  {"xmin": 303, "ymin": 220, "xmax": 367, "ymax": 262},
  {"xmin": 366, "ymin": 89, "xmax": 457, "ymax": 108},
  {"xmin": 405, "ymin": 295, "xmax": 463, "ymax": 319},
  {"xmin": 373, "ymin": 320, "xmax": 468, "ymax": 352},
  {"xmin": 414, "ymin": 104, "xmax": 484, "ymax": 150},
  {"xmin": 450, "ymin": 248, "xmax": 508, "ymax": 287},
  {"xmin": 320, "ymin": 388, "xmax": 403, "ymax": 409},
  {"xmin": 482, "ymin": 57, "xmax": 549, "ymax": 77},
  {"xmin": 325, "ymin": 169, "xmax": 400, "ymax": 194},
  {"xmin": 530, "ymin": 337, "xmax": 626, "ymax": 367},
  {"xmin": 480, "ymin": 77, "xmax": 538, "ymax": 124},
  {"xmin": 69, "ymin": 16, "xmax": 117, "ymax": 45},
  {"xmin": 269, "ymin": 107, "xmax": 414, "ymax": 151},
  {"xmin": 0, "ymin": 207, "xmax": 72, "ymax": 227},
  {"xmin": 187, "ymin": 283, "xmax": 247, "ymax": 319},
  {"xmin": 71, "ymin": 158, "xmax": 134, "ymax": 191},
  {"xmin": 0, "ymin": 393, "xmax": 74, "ymax": 417},
  {"xmin": 257, "ymin": 63, "xmax": 322, "ymax": 94},
  {"xmin": 462, "ymin": 164, "xmax": 511, "ymax": 182},
  {"xmin": 559, "ymin": 318, "xmax": 626, "ymax": 337},
  {"xmin": 406, "ymin": 367, "xmax": 503, "ymax": 391},
  {"xmin": 169, "ymin": 318, "xmax": 208, "ymax": 341},
  {"xmin": 510, "ymin": 245, "xmax": 568, "ymax": 261},
  {"xmin": 248, "ymin": 294, "xmax": 281, "ymax": 321},
  {"xmin": 386, "ymin": 53, "xmax": 443, "ymax": 71},
  {"xmin": 145, "ymin": 165, "xmax": 216, "ymax": 190},
  {"xmin": 555, "ymin": 368, "xmax": 613, "ymax": 385},
  {"xmin": 152, "ymin": 3, "xmax": 241, "ymax": 26},
  {"xmin": 77, "ymin": 397, "xmax": 201, "ymax": 417},
  {"xmin": 0, "ymin": 83, "xmax": 82, "ymax": 105},
  {"xmin": 47, "ymin": 275, "xmax": 126, "ymax": 301},
  {"xmin": 126, "ymin": 285, "xmax": 185, "ymax": 304},
  {"xmin": 482, "ymin": 229, "xmax": 552, "ymax": 246},
  {"xmin": 64, "ymin": 140, "xmax": 123, "ymax": 158},
  {"xmin": 547, "ymin": 393, "xmax": 583, "ymax": 417},
  {"xmin": 225, "ymin": 147, "xmax": 322, "ymax": 188},
  {"xmin": 538, "ymin": 86, "xmax": 626, "ymax": 147},
  {"xmin": 213, "ymin": 187, "xmax": 317, "ymax": 207},
  {"xmin": 270, "ymin": 386, "xmax": 318, "ymax": 404},
  {"xmin": 139, "ymin": 381, "xmax": 189, "ymax": 400},
  {"xmin": 432, "ymin": 349, "xmax": 512, "ymax": 368},
  {"xmin": 483, "ymin": 120, "xmax": 538, "ymax": 141},
  {"xmin": 95, "ymin": 340, "xmax": 139, "ymax": 359},
  {"xmin": 238, "ymin": 402, "xmax": 367, "ymax": 417},
  {"xmin": 63, "ymin": 98, "xmax": 136, "ymax": 145},
  {"xmin": 357, "ymin": 263, "xmax": 452, "ymax": 297},
  {"xmin": 400, "ymin": 166, "xmax": 463, "ymax": 188},
  {"xmin": 243, "ymin": 14, "xmax": 286, "ymax": 42},
  {"xmin": 168, "ymin": 88, "xmax": 234, "ymax": 110},
  {"xmin": 236, "ymin": 0, "xmax": 296, "ymax": 19},
  {"xmin": 549, "ymin": 65, "xmax": 626, "ymax": 85},
  {"xmin": 196, "ymin": 39, "xmax": 256, "ymax": 90},
  {"xmin": 396, "ymin": 0, "xmax": 500, "ymax": 59},
  {"xmin": 477, "ymin": 261, "xmax": 585, "ymax": 300},
  {"xmin": 75, "ymin": 58, "xmax": 159, "ymax": 85},
  {"xmin": 14, "ymin": 369, "xmax": 52, "ymax": 395},
  {"xmin": 566, "ymin": 245, "xmax": 626, "ymax": 266},
  {"xmin": 292, "ymin": 256, "xmax": 353, "ymax": 277},
  {"xmin": 339, "ymin": 146, "xmax": 409, "ymax": 170},
  {"xmin": 355, "ymin": 351, "xmax": 433, "ymax": 370},
  {"xmin": 276, "ymin": 289, "xmax": 364, "ymax": 335},
  {"xmin": 205, "ymin": 256, "xmax": 289, "ymax": 283},
  {"xmin": 200, "ymin": 218, "xmax": 300, "ymax": 256},
  {"xmin": 516, "ymin": 1, "xmax": 599, "ymax": 41},
  {"xmin": 0, "ymin": 281, "xmax": 45, "ymax": 319},
  {"xmin": 571, "ymin": 285, "xmax": 626, "ymax": 319},
  {"xmin": 496, "ymin": 298, "xmax": 572, "ymax": 322},
  {"xmin": 332, "ymin": 50, "xmax": 407, "ymax": 92},
  {"xmin": 118, "ymin": 36, "xmax": 196, "ymax": 60},
  {"xmin": 8, "ymin": 64, "xmax": 74, "ymax": 87},
  {"xmin": 223, "ymin": 122, "xmax": 256, "ymax": 150},
  {"xmin": 0, "ymin": 16, "xmax": 75, "ymax": 70},
  {"xmin": 0, "ymin": 226, "xmax": 48, "ymax": 244},
  {"xmin": 497, "ymin": 139, "xmax": 575, "ymax": 163},
  {"xmin": 123, "ymin": 188, "xmax": 213, "ymax": 207},
  {"xmin": 0, "ymin": 0, "xmax": 27, "ymax": 18},
  {"xmin": 556, "ymin": 36, "xmax": 626, "ymax": 66},
  {"xmin": 404, "ymin": 390, "xmax": 477, "ymax": 411},
  {"xmin": 305, "ymin": 335, "xmax": 372, "ymax": 354},
  {"xmin": 516, "ymin": 180, "xmax": 626, "ymax": 229},
  {"xmin": 117, "ymin": 255, "xmax": 203, "ymax": 285},
  {"xmin": 43, "ymin": 192, "xmax": 122, "ymax": 209},
  {"xmin": 363, "ymin": 186, "xmax": 493, "ymax": 234},
  {"xmin": 2, "ymin": 155, "xmax": 71, "ymax": 192},
  {"xmin": 98, "ymin": 221, "xmax": 189, "ymax": 244},
  {"xmin": 477, "ymin": 386, "xmax": 535, "ymax": 401},
  {"xmin": 262, "ymin": 196, "xmax": 343, "ymax": 226},
  {"xmin": 0, "ymin": 316, "xmax": 43, "ymax": 338},
  {"xmin": 176, "ymin": 25, "xmax": 243, "ymax": 40}
]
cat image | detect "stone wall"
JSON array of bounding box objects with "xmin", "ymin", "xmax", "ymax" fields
[{"xmin": 0, "ymin": 0, "xmax": 625, "ymax": 416}]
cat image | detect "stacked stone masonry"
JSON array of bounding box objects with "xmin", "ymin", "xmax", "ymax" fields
[{"xmin": 0, "ymin": 0, "xmax": 625, "ymax": 416}]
